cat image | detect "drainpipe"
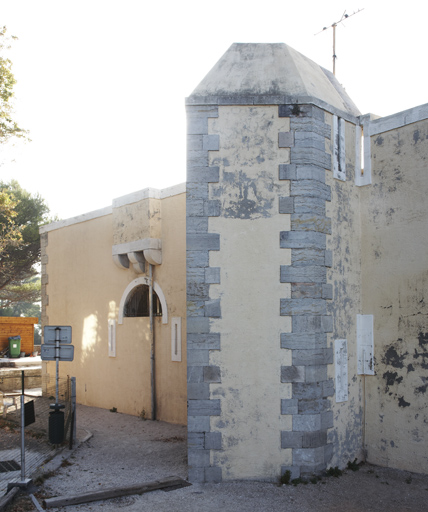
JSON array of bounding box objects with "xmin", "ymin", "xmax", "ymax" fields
[{"xmin": 149, "ymin": 264, "xmax": 156, "ymax": 420}]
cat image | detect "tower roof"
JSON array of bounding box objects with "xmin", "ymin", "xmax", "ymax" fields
[{"xmin": 188, "ymin": 43, "xmax": 360, "ymax": 118}]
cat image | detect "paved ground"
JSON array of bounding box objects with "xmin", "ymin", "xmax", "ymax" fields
[{"xmin": 2, "ymin": 404, "xmax": 428, "ymax": 511}]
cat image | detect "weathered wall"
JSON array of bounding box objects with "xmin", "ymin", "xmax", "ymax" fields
[
  {"xmin": 361, "ymin": 115, "xmax": 428, "ymax": 473},
  {"xmin": 41, "ymin": 188, "xmax": 187, "ymax": 424}
]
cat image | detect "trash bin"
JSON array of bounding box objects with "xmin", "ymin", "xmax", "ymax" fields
[{"xmin": 8, "ymin": 336, "xmax": 21, "ymax": 358}]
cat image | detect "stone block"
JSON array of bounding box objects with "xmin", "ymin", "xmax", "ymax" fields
[
  {"xmin": 205, "ymin": 267, "xmax": 221, "ymax": 284},
  {"xmin": 187, "ymin": 280, "xmax": 209, "ymax": 301},
  {"xmin": 280, "ymin": 298, "xmax": 327, "ymax": 316},
  {"xmin": 322, "ymin": 379, "xmax": 335, "ymax": 397},
  {"xmin": 281, "ymin": 465, "xmax": 300, "ymax": 481},
  {"xmin": 302, "ymin": 431, "xmax": 327, "ymax": 448},
  {"xmin": 205, "ymin": 432, "xmax": 222, "ymax": 450},
  {"xmin": 292, "ymin": 348, "xmax": 333, "ymax": 366},
  {"xmin": 187, "ymin": 135, "xmax": 203, "ymax": 151},
  {"xmin": 292, "ymin": 316, "xmax": 332, "ymax": 333},
  {"xmin": 280, "ymin": 332, "xmax": 327, "ymax": 350},
  {"xmin": 291, "ymin": 214, "xmax": 331, "ymax": 234},
  {"xmin": 290, "ymin": 180, "xmax": 331, "ymax": 201},
  {"xmin": 205, "ymin": 299, "xmax": 221, "ymax": 318},
  {"xmin": 281, "ymin": 430, "xmax": 303, "ymax": 449},
  {"xmin": 281, "ymin": 366, "xmax": 305, "ymax": 383},
  {"xmin": 203, "ymin": 134, "xmax": 220, "ymax": 151},
  {"xmin": 188, "ymin": 449, "xmax": 210, "ymax": 467},
  {"xmin": 291, "ymin": 283, "xmax": 324, "ymax": 299},
  {"xmin": 278, "ymin": 131, "xmax": 295, "ymax": 148},
  {"xmin": 188, "ymin": 432, "xmax": 205, "ymax": 449},
  {"xmin": 291, "ymin": 147, "xmax": 331, "ymax": 170},
  {"xmin": 294, "ymin": 131, "xmax": 326, "ymax": 152},
  {"xmin": 292, "ymin": 414, "xmax": 321, "ymax": 432},
  {"xmin": 188, "ymin": 399, "xmax": 221, "ymax": 416},
  {"xmin": 187, "ymin": 151, "xmax": 209, "ymax": 169},
  {"xmin": 188, "ymin": 415, "xmax": 211, "ymax": 432},
  {"xmin": 324, "ymin": 443, "xmax": 333, "ymax": 464},
  {"xmin": 187, "ymin": 251, "xmax": 209, "ymax": 268},
  {"xmin": 292, "ymin": 382, "xmax": 323, "ymax": 400},
  {"xmin": 280, "ymin": 231, "xmax": 326, "ymax": 249},
  {"xmin": 279, "ymin": 164, "xmax": 297, "ymax": 180},
  {"xmin": 187, "ymin": 333, "xmax": 221, "ymax": 350},
  {"xmin": 296, "ymin": 165, "xmax": 326, "ymax": 183},
  {"xmin": 294, "ymin": 196, "xmax": 326, "ymax": 216},
  {"xmin": 205, "ymin": 466, "xmax": 223, "ymax": 483},
  {"xmin": 186, "ymin": 233, "xmax": 220, "ymax": 251},
  {"xmin": 187, "ymin": 217, "xmax": 208, "ymax": 233},
  {"xmin": 187, "ymin": 366, "xmax": 204, "ymax": 383},
  {"xmin": 187, "ymin": 166, "xmax": 220, "ymax": 183},
  {"xmin": 322, "ymin": 284, "xmax": 333, "ymax": 300},
  {"xmin": 324, "ymin": 250, "xmax": 333, "ymax": 267},
  {"xmin": 298, "ymin": 398, "xmax": 329, "ymax": 414},
  {"xmin": 321, "ymin": 411, "xmax": 334, "ymax": 429},
  {"xmin": 186, "ymin": 181, "xmax": 209, "ymax": 200},
  {"xmin": 281, "ymin": 398, "xmax": 299, "ymax": 415},
  {"xmin": 304, "ymin": 365, "xmax": 328, "ymax": 382},
  {"xmin": 186, "ymin": 199, "xmax": 205, "ymax": 217},
  {"xmin": 187, "ymin": 467, "xmax": 205, "ymax": 483},
  {"xmin": 204, "ymin": 200, "xmax": 221, "ymax": 217},
  {"xmin": 280, "ymin": 266, "xmax": 326, "ymax": 284},
  {"xmin": 204, "ymin": 366, "xmax": 221, "ymax": 383},
  {"xmin": 291, "ymin": 249, "xmax": 325, "ymax": 267},
  {"xmin": 187, "ymin": 382, "xmax": 210, "ymax": 400},
  {"xmin": 279, "ymin": 197, "xmax": 294, "ymax": 214},
  {"xmin": 187, "ymin": 349, "xmax": 209, "ymax": 366}
]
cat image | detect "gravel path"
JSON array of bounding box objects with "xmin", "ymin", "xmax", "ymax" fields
[{"xmin": 6, "ymin": 404, "xmax": 428, "ymax": 511}]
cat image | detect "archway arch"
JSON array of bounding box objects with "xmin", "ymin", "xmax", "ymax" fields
[{"xmin": 118, "ymin": 277, "xmax": 168, "ymax": 325}]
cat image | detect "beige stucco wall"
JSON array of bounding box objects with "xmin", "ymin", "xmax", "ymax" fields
[
  {"xmin": 42, "ymin": 189, "xmax": 187, "ymax": 424},
  {"xmin": 325, "ymin": 115, "xmax": 364, "ymax": 467},
  {"xmin": 207, "ymin": 105, "xmax": 293, "ymax": 480},
  {"xmin": 361, "ymin": 119, "xmax": 428, "ymax": 473}
]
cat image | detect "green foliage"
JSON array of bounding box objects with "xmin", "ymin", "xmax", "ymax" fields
[
  {"xmin": 0, "ymin": 180, "xmax": 50, "ymax": 309},
  {"xmin": 279, "ymin": 470, "xmax": 291, "ymax": 485},
  {"xmin": 0, "ymin": 26, "xmax": 28, "ymax": 143},
  {"xmin": 347, "ymin": 458, "xmax": 360, "ymax": 471},
  {"xmin": 326, "ymin": 466, "xmax": 343, "ymax": 477}
]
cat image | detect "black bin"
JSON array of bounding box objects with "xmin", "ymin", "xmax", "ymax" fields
[{"xmin": 49, "ymin": 409, "xmax": 64, "ymax": 444}]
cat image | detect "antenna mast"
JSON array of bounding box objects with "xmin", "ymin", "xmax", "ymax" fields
[{"xmin": 315, "ymin": 8, "xmax": 364, "ymax": 75}]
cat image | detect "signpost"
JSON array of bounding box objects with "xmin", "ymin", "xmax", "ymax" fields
[{"xmin": 41, "ymin": 326, "xmax": 74, "ymax": 444}]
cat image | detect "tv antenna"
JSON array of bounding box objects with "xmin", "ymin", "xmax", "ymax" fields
[{"xmin": 315, "ymin": 8, "xmax": 364, "ymax": 76}]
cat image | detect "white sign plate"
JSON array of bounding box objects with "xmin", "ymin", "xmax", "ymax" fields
[
  {"xmin": 41, "ymin": 344, "xmax": 74, "ymax": 362},
  {"xmin": 44, "ymin": 326, "xmax": 72, "ymax": 344}
]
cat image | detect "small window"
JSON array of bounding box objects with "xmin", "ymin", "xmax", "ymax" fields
[{"xmin": 123, "ymin": 285, "xmax": 162, "ymax": 318}]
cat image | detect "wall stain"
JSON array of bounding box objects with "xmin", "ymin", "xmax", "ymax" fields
[
  {"xmin": 398, "ymin": 396, "xmax": 411, "ymax": 408},
  {"xmin": 382, "ymin": 345, "xmax": 408, "ymax": 369}
]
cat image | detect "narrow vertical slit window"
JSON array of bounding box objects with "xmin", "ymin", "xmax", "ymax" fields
[
  {"xmin": 333, "ymin": 115, "xmax": 346, "ymax": 181},
  {"xmin": 108, "ymin": 319, "xmax": 116, "ymax": 357},
  {"xmin": 171, "ymin": 317, "xmax": 181, "ymax": 362}
]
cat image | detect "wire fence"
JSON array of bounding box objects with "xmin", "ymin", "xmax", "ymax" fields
[{"xmin": 0, "ymin": 372, "xmax": 75, "ymax": 495}]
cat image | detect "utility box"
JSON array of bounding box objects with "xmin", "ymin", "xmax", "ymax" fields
[{"xmin": 8, "ymin": 336, "xmax": 21, "ymax": 358}]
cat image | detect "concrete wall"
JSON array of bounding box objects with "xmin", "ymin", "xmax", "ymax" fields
[
  {"xmin": 40, "ymin": 186, "xmax": 187, "ymax": 424},
  {"xmin": 361, "ymin": 108, "xmax": 428, "ymax": 473}
]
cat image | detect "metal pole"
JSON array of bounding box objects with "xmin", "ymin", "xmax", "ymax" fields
[
  {"xmin": 149, "ymin": 264, "xmax": 156, "ymax": 420},
  {"xmin": 20, "ymin": 371, "xmax": 25, "ymax": 482},
  {"xmin": 55, "ymin": 327, "xmax": 60, "ymax": 405},
  {"xmin": 333, "ymin": 24, "xmax": 336, "ymax": 75}
]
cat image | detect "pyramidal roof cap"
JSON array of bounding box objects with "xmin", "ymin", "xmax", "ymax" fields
[{"xmin": 188, "ymin": 43, "xmax": 360, "ymax": 118}]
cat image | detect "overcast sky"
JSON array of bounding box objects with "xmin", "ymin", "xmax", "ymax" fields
[{"xmin": 1, "ymin": 1, "xmax": 427, "ymax": 220}]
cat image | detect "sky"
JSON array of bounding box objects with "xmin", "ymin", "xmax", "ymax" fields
[{"xmin": 1, "ymin": 1, "xmax": 427, "ymax": 220}]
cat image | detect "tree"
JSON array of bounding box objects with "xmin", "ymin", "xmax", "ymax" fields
[
  {"xmin": 0, "ymin": 26, "xmax": 27, "ymax": 143},
  {"xmin": 0, "ymin": 180, "xmax": 50, "ymax": 309}
]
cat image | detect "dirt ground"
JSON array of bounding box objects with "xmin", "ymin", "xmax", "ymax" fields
[{"xmin": 3, "ymin": 404, "xmax": 428, "ymax": 511}]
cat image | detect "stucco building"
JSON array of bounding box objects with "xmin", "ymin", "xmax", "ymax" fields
[{"xmin": 41, "ymin": 43, "xmax": 428, "ymax": 483}]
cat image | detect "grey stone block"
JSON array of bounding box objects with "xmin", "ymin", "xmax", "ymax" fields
[
  {"xmin": 188, "ymin": 448, "xmax": 210, "ymax": 467},
  {"xmin": 188, "ymin": 432, "xmax": 205, "ymax": 449},
  {"xmin": 280, "ymin": 298, "xmax": 327, "ymax": 316},
  {"xmin": 188, "ymin": 415, "xmax": 211, "ymax": 432},
  {"xmin": 281, "ymin": 430, "xmax": 303, "ymax": 449},
  {"xmin": 291, "ymin": 147, "xmax": 331, "ymax": 170},
  {"xmin": 279, "ymin": 163, "xmax": 297, "ymax": 180},
  {"xmin": 322, "ymin": 316, "xmax": 333, "ymax": 333},
  {"xmin": 324, "ymin": 250, "xmax": 333, "ymax": 267},
  {"xmin": 187, "ymin": 280, "xmax": 209, "ymax": 301},
  {"xmin": 321, "ymin": 411, "xmax": 334, "ymax": 429},
  {"xmin": 292, "ymin": 414, "xmax": 321, "ymax": 432},
  {"xmin": 203, "ymin": 134, "xmax": 220, "ymax": 151},
  {"xmin": 280, "ymin": 332, "xmax": 327, "ymax": 350},
  {"xmin": 187, "ymin": 349, "xmax": 209, "ymax": 366},
  {"xmin": 204, "ymin": 366, "xmax": 221, "ymax": 383},
  {"xmin": 296, "ymin": 165, "xmax": 326, "ymax": 183},
  {"xmin": 292, "ymin": 348, "xmax": 333, "ymax": 366},
  {"xmin": 187, "ymin": 151, "xmax": 209, "ymax": 169},
  {"xmin": 293, "ymin": 447, "xmax": 325, "ymax": 465},
  {"xmin": 281, "ymin": 365, "xmax": 305, "ymax": 383},
  {"xmin": 188, "ymin": 399, "xmax": 221, "ymax": 416},
  {"xmin": 281, "ymin": 398, "xmax": 299, "ymax": 415},
  {"xmin": 186, "ymin": 199, "xmax": 205, "ymax": 217},
  {"xmin": 187, "ymin": 182, "xmax": 209, "ymax": 200},
  {"xmin": 205, "ymin": 432, "xmax": 222, "ymax": 450},
  {"xmin": 322, "ymin": 379, "xmax": 335, "ymax": 397},
  {"xmin": 187, "ymin": 217, "xmax": 208, "ymax": 233},
  {"xmin": 278, "ymin": 131, "xmax": 295, "ymax": 148},
  {"xmin": 187, "ymin": 117, "xmax": 208, "ymax": 136},
  {"xmin": 291, "ymin": 283, "xmax": 324, "ymax": 299},
  {"xmin": 291, "ymin": 249, "xmax": 325, "ymax": 267},
  {"xmin": 187, "ymin": 333, "xmax": 221, "ymax": 350},
  {"xmin": 205, "ymin": 466, "xmax": 222, "ymax": 483},
  {"xmin": 280, "ymin": 265, "xmax": 326, "ymax": 284},
  {"xmin": 205, "ymin": 267, "xmax": 221, "ymax": 284},
  {"xmin": 324, "ymin": 443, "xmax": 333, "ymax": 464},
  {"xmin": 187, "ymin": 250, "xmax": 209, "ymax": 268},
  {"xmin": 298, "ymin": 398, "xmax": 329, "ymax": 414},
  {"xmin": 294, "ymin": 131, "xmax": 326, "ymax": 152},
  {"xmin": 292, "ymin": 382, "xmax": 323, "ymax": 400},
  {"xmin": 187, "ymin": 467, "xmax": 205, "ymax": 483},
  {"xmin": 291, "ymin": 214, "xmax": 331, "ymax": 235},
  {"xmin": 290, "ymin": 180, "xmax": 331, "ymax": 201},
  {"xmin": 186, "ymin": 233, "xmax": 220, "ymax": 251},
  {"xmin": 322, "ymin": 284, "xmax": 333, "ymax": 300},
  {"xmin": 292, "ymin": 316, "xmax": 332, "ymax": 333},
  {"xmin": 280, "ymin": 231, "xmax": 326, "ymax": 250},
  {"xmin": 302, "ymin": 431, "xmax": 327, "ymax": 448},
  {"xmin": 304, "ymin": 365, "xmax": 328, "ymax": 383},
  {"xmin": 187, "ymin": 166, "xmax": 220, "ymax": 183},
  {"xmin": 187, "ymin": 300, "xmax": 205, "ymax": 317},
  {"xmin": 187, "ymin": 366, "xmax": 204, "ymax": 383},
  {"xmin": 187, "ymin": 135, "xmax": 203, "ymax": 151},
  {"xmin": 205, "ymin": 299, "xmax": 221, "ymax": 318},
  {"xmin": 294, "ymin": 196, "xmax": 326, "ymax": 216},
  {"xmin": 204, "ymin": 200, "xmax": 221, "ymax": 217},
  {"xmin": 187, "ymin": 382, "xmax": 210, "ymax": 400},
  {"xmin": 279, "ymin": 197, "xmax": 294, "ymax": 214}
]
